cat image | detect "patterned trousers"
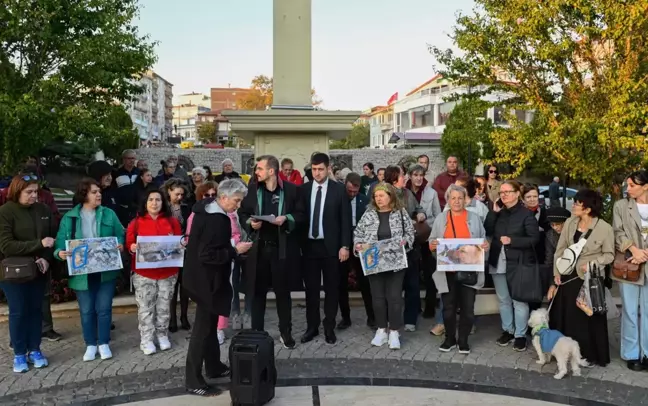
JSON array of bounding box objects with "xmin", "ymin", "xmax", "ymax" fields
[{"xmin": 132, "ymin": 273, "xmax": 178, "ymax": 344}]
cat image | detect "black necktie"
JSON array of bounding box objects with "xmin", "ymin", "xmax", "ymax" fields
[{"xmin": 312, "ymin": 185, "xmax": 322, "ymax": 238}]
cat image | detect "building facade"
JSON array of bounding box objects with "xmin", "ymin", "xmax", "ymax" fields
[
  {"xmin": 128, "ymin": 70, "xmax": 173, "ymax": 141},
  {"xmin": 368, "ymin": 105, "xmax": 394, "ymax": 148},
  {"xmin": 172, "ymin": 93, "xmax": 211, "ymax": 141},
  {"xmin": 210, "ymin": 87, "xmax": 254, "ymax": 111}
]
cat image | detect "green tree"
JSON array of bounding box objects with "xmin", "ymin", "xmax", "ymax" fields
[
  {"xmin": 441, "ymin": 98, "xmax": 495, "ymax": 174},
  {"xmin": 0, "ymin": 0, "xmax": 156, "ymax": 171},
  {"xmin": 237, "ymin": 74, "xmax": 322, "ymax": 110},
  {"xmin": 430, "ymin": 0, "xmax": 648, "ymax": 191},
  {"xmin": 330, "ymin": 123, "xmax": 370, "ymax": 149},
  {"xmin": 197, "ymin": 122, "xmax": 217, "ymax": 144}
]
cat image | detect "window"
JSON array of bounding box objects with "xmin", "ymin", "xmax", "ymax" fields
[
  {"xmin": 412, "ymin": 106, "xmax": 433, "ymax": 128},
  {"xmin": 399, "ymin": 111, "xmax": 411, "ymax": 131},
  {"xmin": 420, "ymin": 89, "xmax": 430, "ymax": 96},
  {"xmin": 494, "ymin": 107, "xmax": 508, "ymax": 125},
  {"xmin": 438, "ymin": 102, "xmax": 456, "ymax": 125}
]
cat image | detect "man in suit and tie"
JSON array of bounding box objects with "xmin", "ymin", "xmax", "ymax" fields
[
  {"xmin": 337, "ymin": 172, "xmax": 375, "ymax": 330},
  {"xmin": 300, "ymin": 153, "xmax": 351, "ymax": 344}
]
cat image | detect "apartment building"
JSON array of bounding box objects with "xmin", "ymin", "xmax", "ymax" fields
[
  {"xmin": 128, "ymin": 70, "xmax": 173, "ymax": 141},
  {"xmin": 172, "ymin": 92, "xmax": 211, "ymax": 141},
  {"xmin": 368, "ymin": 105, "xmax": 394, "ymax": 148}
]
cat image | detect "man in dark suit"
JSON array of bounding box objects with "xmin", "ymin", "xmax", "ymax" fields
[
  {"xmin": 337, "ymin": 172, "xmax": 375, "ymax": 330},
  {"xmin": 300, "ymin": 153, "xmax": 351, "ymax": 344},
  {"xmin": 239, "ymin": 155, "xmax": 305, "ymax": 349}
]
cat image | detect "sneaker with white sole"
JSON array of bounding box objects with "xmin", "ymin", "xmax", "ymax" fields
[
  {"xmin": 371, "ymin": 328, "xmax": 388, "ymax": 347},
  {"xmin": 83, "ymin": 346, "xmax": 97, "ymax": 362},
  {"xmin": 231, "ymin": 314, "xmax": 242, "ymax": 330},
  {"xmin": 242, "ymin": 313, "xmax": 252, "ymax": 330},
  {"xmin": 404, "ymin": 324, "xmax": 416, "ymax": 332},
  {"xmin": 158, "ymin": 336, "xmax": 171, "ymax": 351},
  {"xmin": 98, "ymin": 344, "xmax": 112, "ymax": 360},
  {"xmin": 140, "ymin": 341, "xmax": 157, "ymax": 355},
  {"xmin": 217, "ymin": 330, "xmax": 226, "ymax": 345},
  {"xmin": 388, "ymin": 330, "xmax": 401, "ymax": 350}
]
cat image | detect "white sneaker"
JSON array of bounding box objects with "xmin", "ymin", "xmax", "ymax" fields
[
  {"xmin": 140, "ymin": 341, "xmax": 157, "ymax": 355},
  {"xmin": 404, "ymin": 324, "xmax": 416, "ymax": 332},
  {"xmin": 371, "ymin": 328, "xmax": 388, "ymax": 347},
  {"xmin": 158, "ymin": 336, "xmax": 171, "ymax": 351},
  {"xmin": 388, "ymin": 330, "xmax": 401, "ymax": 350},
  {"xmin": 231, "ymin": 314, "xmax": 242, "ymax": 330},
  {"xmin": 98, "ymin": 344, "xmax": 112, "ymax": 360},
  {"xmin": 83, "ymin": 345, "xmax": 97, "ymax": 362},
  {"xmin": 242, "ymin": 313, "xmax": 252, "ymax": 330},
  {"xmin": 217, "ymin": 329, "xmax": 226, "ymax": 345}
]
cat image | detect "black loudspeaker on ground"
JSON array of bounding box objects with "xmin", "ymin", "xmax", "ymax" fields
[{"xmin": 229, "ymin": 330, "xmax": 277, "ymax": 406}]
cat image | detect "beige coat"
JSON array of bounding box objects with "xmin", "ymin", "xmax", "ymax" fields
[
  {"xmin": 487, "ymin": 179, "xmax": 502, "ymax": 203},
  {"xmin": 553, "ymin": 216, "xmax": 615, "ymax": 280},
  {"xmin": 612, "ymin": 198, "xmax": 647, "ymax": 286}
]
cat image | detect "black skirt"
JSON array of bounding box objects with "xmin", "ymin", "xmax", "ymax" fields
[{"xmin": 549, "ymin": 275, "xmax": 610, "ymax": 366}]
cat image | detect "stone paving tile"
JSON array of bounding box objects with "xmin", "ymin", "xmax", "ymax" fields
[{"xmin": 0, "ymin": 305, "xmax": 644, "ymax": 405}]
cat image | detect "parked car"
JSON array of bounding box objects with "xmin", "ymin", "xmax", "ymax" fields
[{"xmin": 538, "ymin": 185, "xmax": 578, "ymax": 211}]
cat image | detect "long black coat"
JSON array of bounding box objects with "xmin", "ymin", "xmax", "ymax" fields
[
  {"xmin": 238, "ymin": 178, "xmax": 305, "ymax": 295},
  {"xmin": 485, "ymin": 201, "xmax": 540, "ymax": 270},
  {"xmin": 183, "ymin": 200, "xmax": 236, "ymax": 316}
]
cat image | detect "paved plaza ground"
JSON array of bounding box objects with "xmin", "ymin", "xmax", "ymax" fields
[{"xmin": 0, "ymin": 303, "xmax": 646, "ymax": 405}]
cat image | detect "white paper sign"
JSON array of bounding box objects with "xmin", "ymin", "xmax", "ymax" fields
[
  {"xmin": 436, "ymin": 238, "xmax": 485, "ymax": 272},
  {"xmin": 135, "ymin": 235, "xmax": 185, "ymax": 269}
]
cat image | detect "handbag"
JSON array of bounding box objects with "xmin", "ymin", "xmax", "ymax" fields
[
  {"xmin": 413, "ymin": 221, "xmax": 431, "ymax": 245},
  {"xmin": 611, "ymin": 250, "xmax": 640, "ymax": 282},
  {"xmin": 448, "ymin": 212, "xmax": 478, "ymax": 286},
  {"xmin": 506, "ymin": 247, "xmax": 543, "ymax": 303},
  {"xmin": 0, "ymin": 211, "xmax": 44, "ymax": 283},
  {"xmin": 555, "ymin": 221, "xmax": 597, "ymax": 275},
  {"xmin": 589, "ymin": 263, "xmax": 607, "ymax": 315}
]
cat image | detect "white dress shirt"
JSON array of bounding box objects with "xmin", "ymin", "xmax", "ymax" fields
[
  {"xmin": 351, "ymin": 196, "xmax": 357, "ymax": 227},
  {"xmin": 309, "ymin": 180, "xmax": 328, "ymax": 239}
]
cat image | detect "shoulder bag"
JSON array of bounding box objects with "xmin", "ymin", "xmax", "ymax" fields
[
  {"xmin": 555, "ymin": 220, "xmax": 597, "ymax": 275},
  {"xmin": 0, "ymin": 210, "xmax": 44, "ymax": 283},
  {"xmin": 611, "ymin": 250, "xmax": 640, "ymax": 282},
  {"xmin": 448, "ymin": 212, "xmax": 478, "ymax": 286}
]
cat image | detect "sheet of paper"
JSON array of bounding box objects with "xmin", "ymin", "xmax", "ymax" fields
[{"xmin": 251, "ymin": 215, "xmax": 276, "ymax": 223}]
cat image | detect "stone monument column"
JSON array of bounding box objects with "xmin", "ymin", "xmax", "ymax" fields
[{"xmin": 223, "ymin": 0, "xmax": 359, "ymax": 174}]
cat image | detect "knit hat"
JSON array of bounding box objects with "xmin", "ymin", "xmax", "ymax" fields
[
  {"xmin": 87, "ymin": 160, "xmax": 113, "ymax": 182},
  {"xmin": 546, "ymin": 206, "xmax": 571, "ymax": 223},
  {"xmin": 192, "ymin": 167, "xmax": 207, "ymax": 178}
]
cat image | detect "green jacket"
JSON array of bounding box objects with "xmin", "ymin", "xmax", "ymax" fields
[{"xmin": 54, "ymin": 205, "xmax": 125, "ymax": 291}]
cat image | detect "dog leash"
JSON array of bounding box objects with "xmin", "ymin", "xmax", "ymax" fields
[{"xmin": 547, "ymin": 276, "xmax": 579, "ymax": 313}]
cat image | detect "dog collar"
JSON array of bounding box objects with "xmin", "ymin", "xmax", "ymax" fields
[{"xmin": 531, "ymin": 324, "xmax": 549, "ymax": 336}]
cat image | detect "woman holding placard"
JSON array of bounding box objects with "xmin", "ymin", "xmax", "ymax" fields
[
  {"xmin": 429, "ymin": 184, "xmax": 488, "ymax": 355},
  {"xmin": 353, "ymin": 182, "xmax": 416, "ymax": 351},
  {"xmin": 126, "ymin": 189, "xmax": 182, "ymax": 355},
  {"xmin": 55, "ymin": 178, "xmax": 124, "ymax": 362}
]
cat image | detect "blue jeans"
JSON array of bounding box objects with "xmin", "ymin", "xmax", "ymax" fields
[
  {"xmin": 75, "ymin": 274, "xmax": 116, "ymax": 346},
  {"xmin": 0, "ymin": 277, "xmax": 46, "ymax": 356},
  {"xmin": 435, "ymin": 300, "xmax": 444, "ymax": 324},
  {"xmin": 492, "ymin": 273, "xmax": 528, "ymax": 337},
  {"xmin": 620, "ymin": 282, "xmax": 648, "ymax": 360},
  {"xmin": 403, "ymin": 250, "xmax": 420, "ymax": 326},
  {"xmin": 231, "ymin": 262, "xmax": 251, "ymax": 315}
]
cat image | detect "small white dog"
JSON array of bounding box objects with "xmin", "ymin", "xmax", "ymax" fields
[{"xmin": 527, "ymin": 308, "xmax": 587, "ymax": 379}]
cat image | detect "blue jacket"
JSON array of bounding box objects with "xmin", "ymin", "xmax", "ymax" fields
[{"xmin": 533, "ymin": 325, "xmax": 564, "ymax": 352}]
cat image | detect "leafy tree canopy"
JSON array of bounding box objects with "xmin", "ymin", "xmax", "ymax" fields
[
  {"xmin": 237, "ymin": 74, "xmax": 322, "ymax": 110},
  {"xmin": 0, "ymin": 0, "xmax": 157, "ymax": 172},
  {"xmin": 197, "ymin": 122, "xmax": 217, "ymax": 144},
  {"xmin": 430, "ymin": 0, "xmax": 648, "ymax": 191},
  {"xmin": 441, "ymin": 97, "xmax": 495, "ymax": 174},
  {"xmin": 330, "ymin": 123, "xmax": 370, "ymax": 150}
]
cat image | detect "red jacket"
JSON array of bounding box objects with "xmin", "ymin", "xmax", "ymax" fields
[
  {"xmin": 126, "ymin": 214, "xmax": 182, "ymax": 280},
  {"xmin": 279, "ymin": 169, "xmax": 304, "ymax": 186}
]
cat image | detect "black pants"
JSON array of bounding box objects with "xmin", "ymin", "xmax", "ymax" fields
[
  {"xmin": 171, "ymin": 268, "xmax": 190, "ymax": 324},
  {"xmin": 369, "ymin": 270, "xmax": 406, "ymax": 330},
  {"xmin": 303, "ymin": 241, "xmax": 340, "ymax": 331},
  {"xmin": 250, "ymin": 244, "xmax": 292, "ymax": 334},
  {"xmin": 420, "ymin": 245, "xmax": 437, "ymax": 313},
  {"xmin": 185, "ymin": 304, "xmax": 228, "ymax": 390},
  {"xmin": 402, "ymin": 248, "xmax": 421, "ymax": 326},
  {"xmin": 339, "ymin": 256, "xmax": 375, "ymax": 322},
  {"xmin": 442, "ymin": 272, "xmax": 476, "ymax": 344}
]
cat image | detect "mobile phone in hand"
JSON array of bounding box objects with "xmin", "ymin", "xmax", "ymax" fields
[{"xmin": 496, "ymin": 199, "xmax": 504, "ymax": 208}]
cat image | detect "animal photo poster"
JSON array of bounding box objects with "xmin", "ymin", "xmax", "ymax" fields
[
  {"xmin": 135, "ymin": 236, "xmax": 185, "ymax": 269},
  {"xmin": 359, "ymin": 237, "xmax": 408, "ymax": 276},
  {"xmin": 65, "ymin": 237, "xmax": 123, "ymax": 276},
  {"xmin": 436, "ymin": 238, "xmax": 485, "ymax": 272}
]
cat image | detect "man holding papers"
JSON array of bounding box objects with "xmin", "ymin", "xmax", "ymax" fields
[{"xmin": 239, "ymin": 155, "xmax": 305, "ymax": 350}]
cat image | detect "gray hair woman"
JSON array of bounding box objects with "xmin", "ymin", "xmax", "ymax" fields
[
  {"xmin": 429, "ymin": 184, "xmax": 489, "ymax": 355},
  {"xmin": 183, "ymin": 178, "xmax": 252, "ymax": 396}
]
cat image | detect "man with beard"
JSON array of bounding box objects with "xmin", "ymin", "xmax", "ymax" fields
[{"xmin": 239, "ymin": 155, "xmax": 305, "ymax": 349}]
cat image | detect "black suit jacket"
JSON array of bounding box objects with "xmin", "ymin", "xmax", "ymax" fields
[
  {"xmin": 301, "ymin": 179, "xmax": 351, "ymax": 258},
  {"xmin": 352, "ymin": 193, "xmax": 369, "ymax": 230}
]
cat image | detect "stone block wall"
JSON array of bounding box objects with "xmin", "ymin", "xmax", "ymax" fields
[{"xmin": 134, "ymin": 147, "xmax": 445, "ymax": 178}]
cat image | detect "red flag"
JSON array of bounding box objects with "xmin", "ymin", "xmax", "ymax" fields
[{"xmin": 387, "ymin": 92, "xmax": 398, "ymax": 105}]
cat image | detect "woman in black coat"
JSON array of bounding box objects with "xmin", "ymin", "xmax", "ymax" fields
[
  {"xmin": 183, "ymin": 179, "xmax": 252, "ymax": 397},
  {"xmin": 521, "ymin": 183, "xmax": 550, "ymax": 313},
  {"xmin": 485, "ymin": 180, "xmax": 540, "ymax": 352}
]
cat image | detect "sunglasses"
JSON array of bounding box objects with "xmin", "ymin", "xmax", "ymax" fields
[
  {"xmin": 204, "ymin": 193, "xmax": 216, "ymax": 198},
  {"xmin": 22, "ymin": 175, "xmax": 39, "ymax": 181},
  {"xmin": 488, "ymin": 170, "xmax": 498, "ymax": 174}
]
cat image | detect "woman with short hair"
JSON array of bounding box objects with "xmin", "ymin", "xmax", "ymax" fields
[
  {"xmin": 429, "ymin": 184, "xmax": 488, "ymax": 354},
  {"xmin": 55, "ymin": 178, "xmax": 124, "ymax": 362},
  {"xmin": 183, "ymin": 179, "xmax": 253, "ymax": 396}
]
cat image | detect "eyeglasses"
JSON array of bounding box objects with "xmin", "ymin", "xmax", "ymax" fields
[
  {"xmin": 499, "ymin": 190, "xmax": 516, "ymax": 196},
  {"xmin": 22, "ymin": 175, "xmax": 39, "ymax": 181}
]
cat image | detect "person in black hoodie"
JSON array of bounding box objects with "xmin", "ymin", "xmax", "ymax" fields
[
  {"xmin": 485, "ymin": 180, "xmax": 540, "ymax": 352},
  {"xmin": 183, "ymin": 179, "xmax": 252, "ymax": 397},
  {"xmin": 87, "ymin": 161, "xmax": 118, "ymax": 213}
]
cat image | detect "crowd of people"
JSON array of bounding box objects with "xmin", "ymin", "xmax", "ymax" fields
[{"xmin": 0, "ymin": 150, "xmax": 646, "ymax": 398}]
